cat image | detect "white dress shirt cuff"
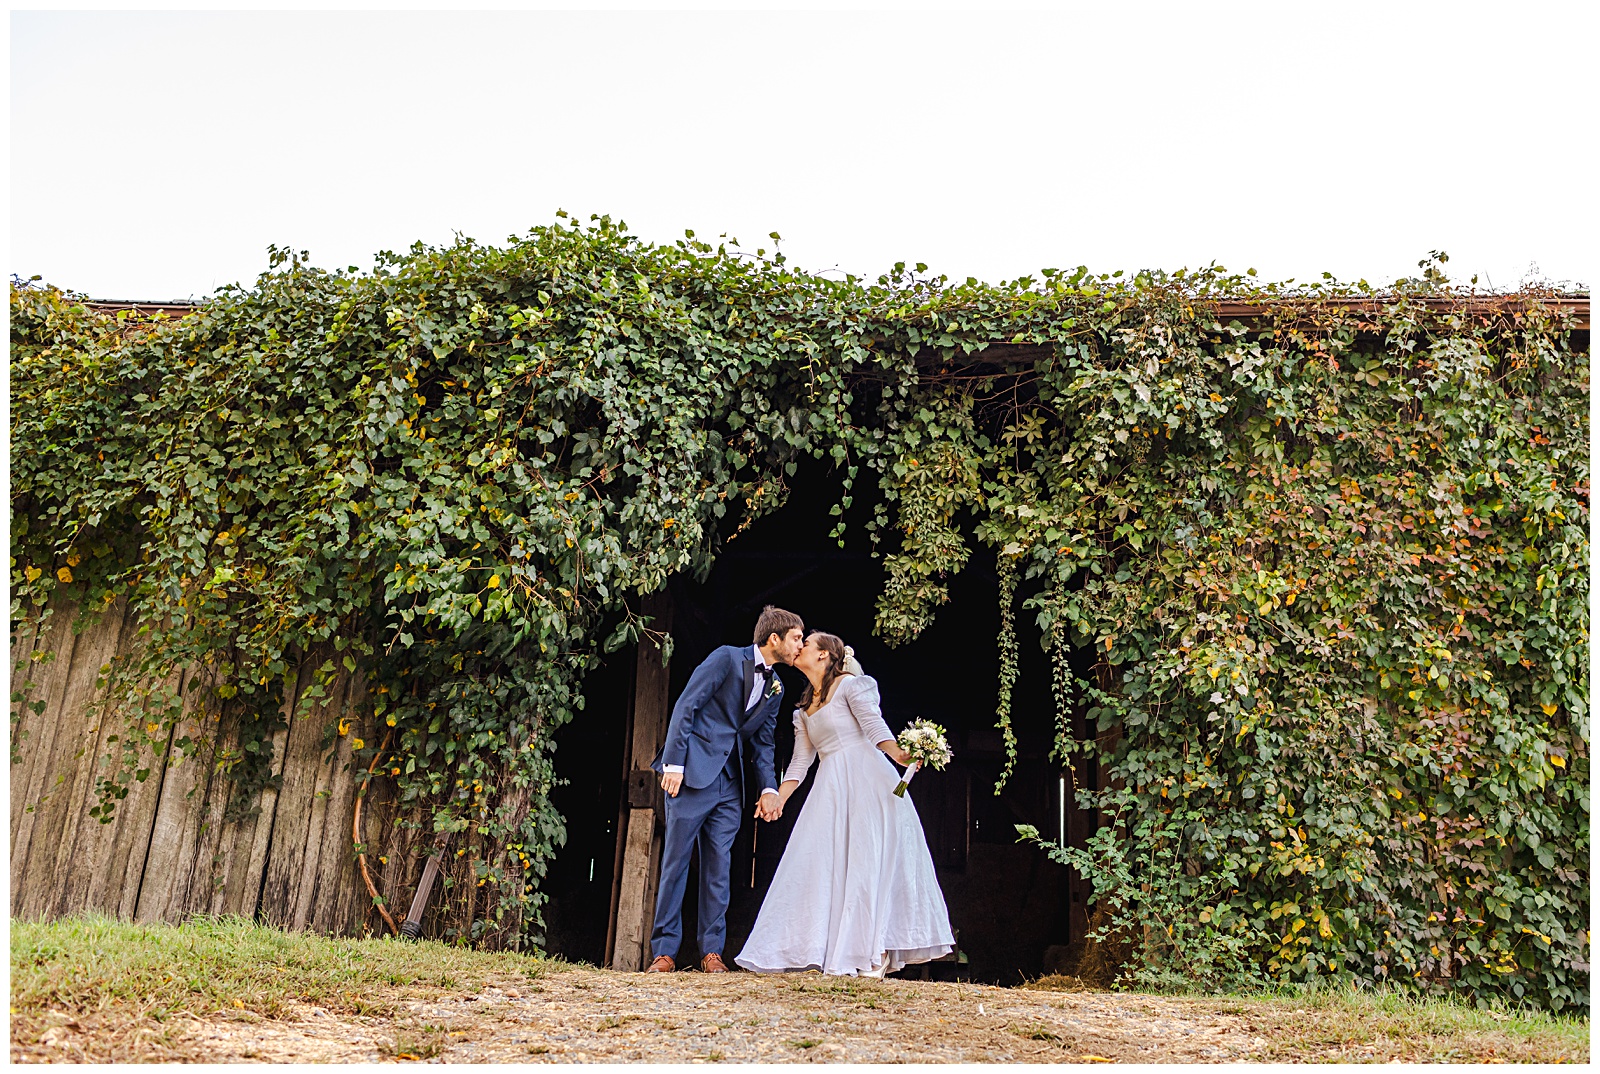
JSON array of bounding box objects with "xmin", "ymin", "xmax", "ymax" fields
[
  {"xmin": 760, "ymin": 787, "xmax": 777, "ymax": 797},
  {"xmin": 662, "ymin": 764, "xmax": 684, "ymax": 774}
]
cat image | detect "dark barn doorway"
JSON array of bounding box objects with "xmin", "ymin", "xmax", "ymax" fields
[
  {"xmin": 541, "ymin": 638, "xmax": 631, "ymax": 963},
  {"xmin": 545, "ymin": 456, "xmax": 1100, "ymax": 984}
]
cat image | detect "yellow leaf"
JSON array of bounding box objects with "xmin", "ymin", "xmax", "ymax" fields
[
  {"xmin": 352, "ymin": 738, "xmax": 365, "ymax": 751},
  {"xmin": 487, "ymin": 574, "xmax": 501, "ymax": 588},
  {"xmin": 24, "ymin": 566, "xmax": 41, "ymax": 582},
  {"xmin": 57, "ymin": 567, "xmax": 73, "ymax": 583},
  {"xmin": 66, "ymin": 552, "xmax": 81, "ymax": 567},
  {"xmin": 1549, "ymin": 754, "xmax": 1565, "ymax": 768},
  {"xmin": 1541, "ymin": 702, "xmax": 1558, "ymax": 716},
  {"xmin": 338, "ymin": 718, "xmax": 350, "ymax": 736}
]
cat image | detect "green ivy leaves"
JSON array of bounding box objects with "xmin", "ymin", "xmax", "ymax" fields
[{"xmin": 8, "ymin": 224, "xmax": 1588, "ymax": 1004}]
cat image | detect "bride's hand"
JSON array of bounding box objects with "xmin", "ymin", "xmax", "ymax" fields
[{"xmin": 879, "ymin": 740, "xmax": 912, "ymax": 766}]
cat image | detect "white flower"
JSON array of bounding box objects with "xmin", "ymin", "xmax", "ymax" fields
[{"xmin": 896, "ymin": 718, "xmax": 953, "ymax": 771}]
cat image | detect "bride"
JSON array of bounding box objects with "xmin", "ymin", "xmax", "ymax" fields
[{"xmin": 735, "ymin": 631, "xmax": 955, "ymax": 977}]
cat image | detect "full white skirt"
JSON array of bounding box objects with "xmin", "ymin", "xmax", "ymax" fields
[{"xmin": 735, "ymin": 745, "xmax": 955, "ymax": 977}]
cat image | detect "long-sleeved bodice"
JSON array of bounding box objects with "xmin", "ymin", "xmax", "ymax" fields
[{"xmin": 782, "ymin": 675, "xmax": 894, "ymax": 785}]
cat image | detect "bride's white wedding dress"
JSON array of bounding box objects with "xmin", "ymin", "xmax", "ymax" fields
[{"xmin": 735, "ymin": 674, "xmax": 955, "ymax": 977}]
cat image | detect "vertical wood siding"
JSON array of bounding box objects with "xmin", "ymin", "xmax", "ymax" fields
[{"xmin": 9, "ymin": 599, "xmax": 399, "ymax": 938}]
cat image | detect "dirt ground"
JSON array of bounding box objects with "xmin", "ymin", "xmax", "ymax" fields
[{"xmin": 22, "ymin": 961, "xmax": 1581, "ymax": 1064}]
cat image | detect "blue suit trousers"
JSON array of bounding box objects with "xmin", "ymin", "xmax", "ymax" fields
[{"xmin": 651, "ymin": 751, "xmax": 743, "ymax": 960}]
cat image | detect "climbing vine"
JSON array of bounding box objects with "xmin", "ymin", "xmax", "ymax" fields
[
  {"xmin": 992, "ymin": 558, "xmax": 1020, "ymax": 791},
  {"xmin": 10, "ymin": 225, "xmax": 1588, "ymax": 1008}
]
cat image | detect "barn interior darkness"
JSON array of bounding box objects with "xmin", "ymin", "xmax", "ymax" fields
[{"xmin": 543, "ymin": 455, "xmax": 1098, "ymax": 984}]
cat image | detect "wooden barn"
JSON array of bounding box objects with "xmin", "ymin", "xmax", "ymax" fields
[{"xmin": 12, "ymin": 294, "xmax": 1588, "ymax": 988}]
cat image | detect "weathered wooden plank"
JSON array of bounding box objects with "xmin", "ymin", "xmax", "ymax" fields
[
  {"xmin": 8, "ymin": 602, "xmax": 46, "ymax": 732},
  {"xmin": 9, "ymin": 598, "xmax": 84, "ymax": 878},
  {"xmin": 609, "ymin": 589, "xmax": 673, "ymax": 969},
  {"xmin": 258, "ymin": 655, "xmax": 353, "ymax": 932},
  {"xmin": 9, "ymin": 604, "xmax": 42, "ymax": 680},
  {"xmin": 629, "ymin": 593, "xmax": 674, "ymax": 774},
  {"xmin": 198, "ymin": 703, "xmax": 281, "ymax": 919},
  {"xmin": 359, "ymin": 763, "xmax": 413, "ymax": 938},
  {"xmin": 8, "ymin": 603, "xmax": 63, "ymax": 881},
  {"xmin": 97, "ymin": 670, "xmax": 187, "ymax": 921},
  {"xmin": 132, "ymin": 667, "xmax": 228, "ymax": 923},
  {"xmin": 221, "ymin": 683, "xmax": 297, "ymax": 919},
  {"xmin": 51, "ymin": 601, "xmax": 178, "ymax": 919},
  {"xmin": 611, "ymin": 807, "xmax": 656, "ymax": 970},
  {"xmin": 12, "ymin": 600, "xmax": 128, "ymax": 919},
  {"xmin": 307, "ymin": 673, "xmax": 363, "ymax": 935},
  {"xmin": 253, "ymin": 657, "xmax": 318, "ymax": 928}
]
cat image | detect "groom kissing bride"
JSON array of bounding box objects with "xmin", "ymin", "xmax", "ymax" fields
[{"xmin": 647, "ymin": 605, "xmax": 954, "ymax": 978}]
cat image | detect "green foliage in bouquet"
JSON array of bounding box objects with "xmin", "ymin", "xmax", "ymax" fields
[{"xmin": 10, "ymin": 220, "xmax": 1586, "ymax": 1008}]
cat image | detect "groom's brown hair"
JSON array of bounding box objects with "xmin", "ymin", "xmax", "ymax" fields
[{"xmin": 753, "ymin": 605, "xmax": 804, "ymax": 648}]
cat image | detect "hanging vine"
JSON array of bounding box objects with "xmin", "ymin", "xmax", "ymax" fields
[{"xmin": 992, "ymin": 556, "xmax": 1020, "ymax": 792}]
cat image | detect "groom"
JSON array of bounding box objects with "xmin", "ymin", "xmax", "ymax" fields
[{"xmin": 646, "ymin": 605, "xmax": 805, "ymax": 973}]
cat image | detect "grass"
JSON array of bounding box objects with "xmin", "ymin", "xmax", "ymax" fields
[
  {"xmin": 1211, "ymin": 987, "xmax": 1590, "ymax": 1063},
  {"xmin": 11, "ymin": 912, "xmax": 557, "ymax": 1060},
  {"xmin": 1022, "ymin": 972, "xmax": 1589, "ymax": 1062},
  {"xmin": 787, "ymin": 977, "xmax": 887, "ymax": 1008},
  {"xmin": 1016, "ymin": 1023, "xmax": 1063, "ymax": 1042},
  {"xmin": 381, "ymin": 1020, "xmax": 457, "ymax": 1060}
]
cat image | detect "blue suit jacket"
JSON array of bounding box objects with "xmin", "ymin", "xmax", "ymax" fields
[{"xmin": 652, "ymin": 644, "xmax": 782, "ymax": 793}]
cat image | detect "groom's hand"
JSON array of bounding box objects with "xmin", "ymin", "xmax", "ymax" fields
[
  {"xmin": 660, "ymin": 771, "xmax": 683, "ymax": 797},
  {"xmin": 756, "ymin": 791, "xmax": 781, "ymax": 821}
]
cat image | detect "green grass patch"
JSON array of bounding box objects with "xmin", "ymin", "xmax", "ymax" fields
[
  {"xmin": 12, "ymin": 912, "xmax": 556, "ymax": 1027},
  {"xmin": 1157, "ymin": 985, "xmax": 1588, "ymax": 1062}
]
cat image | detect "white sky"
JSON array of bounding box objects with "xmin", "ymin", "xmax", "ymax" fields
[{"xmin": 9, "ymin": 4, "xmax": 1596, "ymax": 300}]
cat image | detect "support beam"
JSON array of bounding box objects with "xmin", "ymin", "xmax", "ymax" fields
[
  {"xmin": 611, "ymin": 808, "xmax": 656, "ymax": 969},
  {"xmin": 607, "ymin": 590, "xmax": 673, "ymax": 970}
]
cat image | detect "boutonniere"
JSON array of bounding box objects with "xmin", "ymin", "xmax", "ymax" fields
[{"xmin": 764, "ymin": 674, "xmax": 783, "ymax": 700}]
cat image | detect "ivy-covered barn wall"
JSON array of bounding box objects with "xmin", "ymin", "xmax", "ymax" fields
[{"xmin": 10, "ymin": 220, "xmax": 1589, "ymax": 1008}]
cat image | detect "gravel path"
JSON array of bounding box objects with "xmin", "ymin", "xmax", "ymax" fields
[{"xmin": 57, "ymin": 966, "xmax": 1275, "ymax": 1063}]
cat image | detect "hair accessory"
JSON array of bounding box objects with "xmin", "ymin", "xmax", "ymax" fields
[{"xmin": 844, "ymin": 645, "xmax": 854, "ymax": 658}]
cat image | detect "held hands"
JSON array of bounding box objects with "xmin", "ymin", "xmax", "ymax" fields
[
  {"xmin": 754, "ymin": 791, "xmax": 782, "ymax": 822},
  {"xmin": 659, "ymin": 770, "xmax": 684, "ymax": 798}
]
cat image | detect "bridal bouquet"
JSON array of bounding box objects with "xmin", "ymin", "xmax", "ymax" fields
[{"xmin": 893, "ymin": 719, "xmax": 953, "ymax": 797}]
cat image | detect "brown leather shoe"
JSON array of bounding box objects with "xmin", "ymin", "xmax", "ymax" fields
[
  {"xmin": 645, "ymin": 955, "xmax": 675, "ymax": 973},
  {"xmin": 699, "ymin": 952, "xmax": 728, "ymax": 973}
]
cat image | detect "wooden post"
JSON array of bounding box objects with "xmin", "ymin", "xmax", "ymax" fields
[{"xmin": 607, "ymin": 590, "xmax": 673, "ymax": 971}]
